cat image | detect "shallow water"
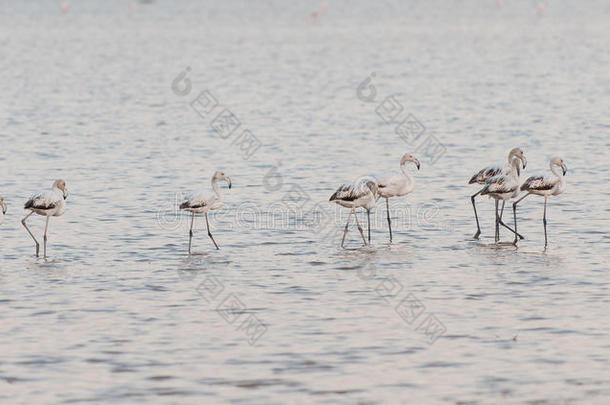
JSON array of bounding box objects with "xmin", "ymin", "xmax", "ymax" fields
[{"xmin": 1, "ymin": 1, "xmax": 610, "ymax": 403}]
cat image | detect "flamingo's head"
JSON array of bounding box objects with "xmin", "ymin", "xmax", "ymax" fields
[
  {"xmin": 509, "ymin": 147, "xmax": 527, "ymax": 169},
  {"xmin": 400, "ymin": 153, "xmax": 421, "ymax": 170},
  {"xmin": 214, "ymin": 171, "xmax": 232, "ymax": 189},
  {"xmin": 551, "ymin": 157, "xmax": 567, "ymax": 175},
  {"xmin": 53, "ymin": 179, "xmax": 69, "ymax": 200}
]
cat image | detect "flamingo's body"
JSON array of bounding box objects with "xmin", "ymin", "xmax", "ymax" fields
[
  {"xmin": 22, "ymin": 180, "xmax": 69, "ymax": 258},
  {"xmin": 480, "ymin": 157, "xmax": 523, "ymax": 242},
  {"xmin": 179, "ymin": 171, "xmax": 231, "ymax": 252},
  {"xmin": 376, "ymin": 153, "xmax": 420, "ymax": 242},
  {"xmin": 0, "ymin": 196, "xmax": 6, "ymax": 226},
  {"xmin": 513, "ymin": 157, "xmax": 567, "ymax": 247},
  {"xmin": 469, "ymin": 148, "xmax": 527, "ymax": 239},
  {"xmin": 329, "ymin": 176, "xmax": 378, "ymax": 247}
]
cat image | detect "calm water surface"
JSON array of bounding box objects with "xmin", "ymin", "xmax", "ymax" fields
[{"xmin": 1, "ymin": 1, "xmax": 609, "ymax": 403}]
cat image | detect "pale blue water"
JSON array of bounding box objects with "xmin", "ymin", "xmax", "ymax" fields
[{"xmin": 1, "ymin": 1, "xmax": 609, "ymax": 403}]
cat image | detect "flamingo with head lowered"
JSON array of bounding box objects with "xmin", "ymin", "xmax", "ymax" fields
[{"xmin": 329, "ymin": 176, "xmax": 378, "ymax": 248}]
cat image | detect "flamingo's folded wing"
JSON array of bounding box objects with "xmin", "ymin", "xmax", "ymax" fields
[
  {"xmin": 330, "ymin": 183, "xmax": 360, "ymax": 202},
  {"xmin": 521, "ymin": 175, "xmax": 556, "ymax": 191},
  {"xmin": 180, "ymin": 191, "xmax": 214, "ymax": 209},
  {"xmin": 469, "ymin": 165, "xmax": 502, "ymax": 184},
  {"xmin": 24, "ymin": 191, "xmax": 60, "ymax": 210}
]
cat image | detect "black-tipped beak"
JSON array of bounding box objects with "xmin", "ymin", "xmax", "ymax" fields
[
  {"xmin": 562, "ymin": 165, "xmax": 567, "ymax": 176},
  {"xmin": 416, "ymin": 162, "xmax": 421, "ymax": 170},
  {"xmin": 227, "ymin": 178, "xmax": 232, "ymax": 189}
]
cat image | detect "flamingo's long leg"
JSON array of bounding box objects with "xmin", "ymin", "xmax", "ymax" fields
[
  {"xmin": 366, "ymin": 209, "xmax": 371, "ymax": 244},
  {"xmin": 341, "ymin": 210, "xmax": 353, "ymax": 248},
  {"xmin": 494, "ymin": 200, "xmax": 500, "ymax": 243},
  {"xmin": 543, "ymin": 196, "xmax": 548, "ymax": 248},
  {"xmin": 471, "ymin": 189, "xmax": 484, "ymax": 239},
  {"xmin": 353, "ymin": 209, "xmax": 367, "ymax": 245},
  {"xmin": 188, "ymin": 212, "xmax": 195, "ymax": 254},
  {"xmin": 43, "ymin": 216, "xmax": 50, "ymax": 258},
  {"xmin": 499, "ymin": 200, "xmax": 524, "ymax": 239},
  {"xmin": 21, "ymin": 211, "xmax": 39, "ymax": 257},
  {"xmin": 385, "ymin": 198, "xmax": 392, "ymax": 242},
  {"xmin": 205, "ymin": 212, "xmax": 219, "ymax": 250},
  {"xmin": 512, "ymin": 192, "xmax": 531, "ymax": 245}
]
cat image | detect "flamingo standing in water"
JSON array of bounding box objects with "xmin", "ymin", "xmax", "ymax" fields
[
  {"xmin": 513, "ymin": 157, "xmax": 567, "ymax": 247},
  {"xmin": 329, "ymin": 176, "xmax": 378, "ymax": 247},
  {"xmin": 179, "ymin": 171, "xmax": 232, "ymax": 253},
  {"xmin": 22, "ymin": 180, "xmax": 69, "ymax": 258},
  {"xmin": 376, "ymin": 153, "xmax": 420, "ymax": 242},
  {"xmin": 469, "ymin": 147, "xmax": 527, "ymax": 239},
  {"xmin": 479, "ymin": 157, "xmax": 523, "ymax": 243},
  {"xmin": 0, "ymin": 196, "xmax": 6, "ymax": 226}
]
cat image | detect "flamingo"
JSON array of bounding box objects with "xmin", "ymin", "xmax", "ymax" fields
[
  {"xmin": 376, "ymin": 153, "xmax": 420, "ymax": 242},
  {"xmin": 22, "ymin": 180, "xmax": 69, "ymax": 258},
  {"xmin": 513, "ymin": 157, "xmax": 567, "ymax": 247},
  {"xmin": 469, "ymin": 147, "xmax": 527, "ymax": 239},
  {"xmin": 329, "ymin": 176, "xmax": 378, "ymax": 247},
  {"xmin": 179, "ymin": 171, "xmax": 232, "ymax": 253},
  {"xmin": 479, "ymin": 157, "xmax": 522, "ymax": 243},
  {"xmin": 0, "ymin": 196, "xmax": 6, "ymax": 226}
]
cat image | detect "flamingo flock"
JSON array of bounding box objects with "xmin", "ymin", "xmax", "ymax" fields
[
  {"xmin": 469, "ymin": 151, "xmax": 567, "ymax": 247},
  {"xmin": 0, "ymin": 149, "xmax": 567, "ymax": 257}
]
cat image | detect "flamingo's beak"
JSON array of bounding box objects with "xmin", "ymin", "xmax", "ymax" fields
[
  {"xmin": 415, "ymin": 159, "xmax": 421, "ymax": 170},
  {"xmin": 227, "ymin": 177, "xmax": 232, "ymax": 189},
  {"xmin": 63, "ymin": 189, "xmax": 69, "ymax": 200},
  {"xmin": 1, "ymin": 202, "xmax": 6, "ymax": 215},
  {"xmin": 562, "ymin": 164, "xmax": 567, "ymax": 176},
  {"xmin": 521, "ymin": 155, "xmax": 527, "ymax": 170}
]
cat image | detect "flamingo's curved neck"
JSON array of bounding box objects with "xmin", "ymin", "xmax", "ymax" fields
[
  {"xmin": 550, "ymin": 163, "xmax": 564, "ymax": 186},
  {"xmin": 211, "ymin": 177, "xmax": 223, "ymax": 201},
  {"xmin": 510, "ymin": 157, "xmax": 521, "ymax": 180},
  {"xmin": 400, "ymin": 162, "xmax": 415, "ymax": 193}
]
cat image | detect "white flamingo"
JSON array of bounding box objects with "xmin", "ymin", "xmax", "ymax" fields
[
  {"xmin": 329, "ymin": 176, "xmax": 378, "ymax": 247},
  {"xmin": 479, "ymin": 157, "xmax": 523, "ymax": 243},
  {"xmin": 513, "ymin": 157, "xmax": 567, "ymax": 247},
  {"xmin": 376, "ymin": 153, "xmax": 420, "ymax": 242},
  {"xmin": 22, "ymin": 180, "xmax": 69, "ymax": 258},
  {"xmin": 469, "ymin": 147, "xmax": 527, "ymax": 239},
  {"xmin": 0, "ymin": 196, "xmax": 6, "ymax": 226},
  {"xmin": 179, "ymin": 171, "xmax": 232, "ymax": 253}
]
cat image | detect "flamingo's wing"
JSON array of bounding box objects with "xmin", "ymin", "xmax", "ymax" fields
[
  {"xmin": 180, "ymin": 191, "xmax": 215, "ymax": 209},
  {"xmin": 24, "ymin": 190, "xmax": 60, "ymax": 210},
  {"xmin": 521, "ymin": 175, "xmax": 557, "ymax": 192},
  {"xmin": 330, "ymin": 183, "xmax": 363, "ymax": 202},
  {"xmin": 469, "ymin": 165, "xmax": 503, "ymax": 184},
  {"xmin": 481, "ymin": 175, "xmax": 518, "ymax": 195}
]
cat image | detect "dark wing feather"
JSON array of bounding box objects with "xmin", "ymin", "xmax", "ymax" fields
[
  {"xmin": 469, "ymin": 165, "xmax": 502, "ymax": 184},
  {"xmin": 24, "ymin": 195, "xmax": 57, "ymax": 210},
  {"xmin": 480, "ymin": 175, "xmax": 518, "ymax": 195},
  {"xmin": 521, "ymin": 175, "xmax": 556, "ymax": 191},
  {"xmin": 330, "ymin": 183, "xmax": 362, "ymax": 202}
]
